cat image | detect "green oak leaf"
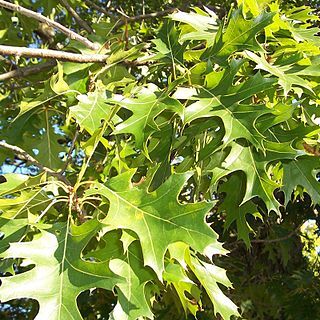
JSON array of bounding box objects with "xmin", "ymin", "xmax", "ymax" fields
[
  {"xmin": 107, "ymin": 44, "xmax": 146, "ymax": 65},
  {"xmin": 209, "ymin": 141, "xmax": 302, "ymax": 212},
  {"xmin": 114, "ymin": 91, "xmax": 183, "ymax": 153},
  {"xmin": 110, "ymin": 257, "xmax": 154, "ymax": 320},
  {"xmin": 0, "ymin": 175, "xmax": 55, "ymax": 220},
  {"xmin": 101, "ymin": 65, "xmax": 135, "ymax": 90},
  {"xmin": 285, "ymin": 5, "xmax": 319, "ymax": 23},
  {"xmin": 203, "ymin": 9, "xmax": 274, "ymax": 65},
  {"xmin": 69, "ymin": 86, "xmax": 114, "ymax": 134},
  {"xmin": 23, "ymin": 110, "xmax": 65, "ymax": 170},
  {"xmin": 87, "ymin": 230, "xmax": 155, "ymax": 320},
  {"xmin": 255, "ymin": 102, "xmax": 295, "ymax": 134},
  {"xmin": 62, "ymin": 62, "xmax": 91, "ymax": 93},
  {"xmin": 1, "ymin": 107, "xmax": 64, "ymax": 170},
  {"xmin": 265, "ymin": 125, "xmax": 320, "ymax": 145},
  {"xmin": 170, "ymin": 9, "xmax": 218, "ymax": 33},
  {"xmin": 218, "ymin": 174, "xmax": 261, "ymax": 247},
  {"xmin": 170, "ymin": 8, "xmax": 218, "ymax": 45},
  {"xmin": 282, "ymin": 156, "xmax": 320, "ymax": 204},
  {"xmin": 0, "ymin": 173, "xmax": 29, "ymax": 196},
  {"xmin": 88, "ymin": 170, "xmax": 227, "ymax": 278},
  {"xmin": 152, "ymin": 20, "xmax": 187, "ymax": 66},
  {"xmin": 0, "ymin": 218, "xmax": 28, "ymax": 253},
  {"xmin": 244, "ymin": 50, "xmax": 314, "ymax": 95},
  {"xmin": 163, "ymin": 259, "xmax": 201, "ymax": 316},
  {"xmin": 0, "ymin": 189, "xmax": 50, "ymax": 219},
  {"xmin": 15, "ymin": 78, "xmax": 74, "ymax": 120},
  {"xmin": 289, "ymin": 25, "xmax": 320, "ymax": 46},
  {"xmin": 205, "ymin": 58, "xmax": 245, "ymax": 91},
  {"xmin": 220, "ymin": 72, "xmax": 276, "ymax": 106},
  {"xmin": 286, "ymin": 60, "xmax": 320, "ymax": 77},
  {"xmin": 238, "ymin": 0, "xmax": 273, "ymax": 16},
  {"xmin": 169, "ymin": 243, "xmax": 240, "ymax": 320},
  {"xmin": 184, "ymin": 66, "xmax": 276, "ymax": 150},
  {"xmin": 0, "ymin": 109, "xmax": 42, "ymax": 154},
  {"xmin": 205, "ymin": 59, "xmax": 276, "ymax": 105},
  {"xmin": 184, "ymin": 97, "xmax": 271, "ymax": 150},
  {"xmin": 0, "ymin": 220, "xmax": 123, "ymax": 320},
  {"xmin": 210, "ymin": 143, "xmax": 280, "ymax": 212},
  {"xmin": 188, "ymin": 254, "xmax": 240, "ymax": 320}
]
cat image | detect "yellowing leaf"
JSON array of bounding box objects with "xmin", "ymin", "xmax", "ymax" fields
[{"xmin": 50, "ymin": 62, "xmax": 69, "ymax": 94}]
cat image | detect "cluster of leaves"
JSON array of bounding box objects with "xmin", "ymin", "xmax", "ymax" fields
[
  {"xmin": 0, "ymin": 0, "xmax": 320, "ymax": 319},
  {"xmin": 215, "ymin": 192, "xmax": 319, "ymax": 320}
]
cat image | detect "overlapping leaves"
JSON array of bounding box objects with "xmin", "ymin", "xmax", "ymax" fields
[
  {"xmin": 114, "ymin": 88, "xmax": 183, "ymax": 153},
  {"xmin": 1, "ymin": 1, "xmax": 320, "ymax": 320},
  {"xmin": 203, "ymin": 8, "xmax": 274, "ymax": 64},
  {"xmin": 0, "ymin": 219, "xmax": 154, "ymax": 320}
]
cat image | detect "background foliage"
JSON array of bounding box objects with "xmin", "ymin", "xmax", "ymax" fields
[{"xmin": 0, "ymin": 0, "xmax": 320, "ymax": 319}]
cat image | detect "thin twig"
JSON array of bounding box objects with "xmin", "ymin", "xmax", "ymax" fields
[
  {"xmin": 0, "ymin": 45, "xmax": 107, "ymax": 63},
  {"xmin": 115, "ymin": 8, "xmax": 177, "ymax": 28},
  {"xmin": 60, "ymin": 129, "xmax": 79, "ymax": 174},
  {"xmin": 0, "ymin": 141, "xmax": 70, "ymax": 185},
  {"xmin": 84, "ymin": 1, "xmax": 176, "ymax": 28},
  {"xmin": 84, "ymin": 0, "xmax": 111, "ymax": 16},
  {"xmin": 116, "ymin": 8, "xmax": 130, "ymax": 19},
  {"xmin": 128, "ymin": 8, "xmax": 177, "ymax": 21},
  {"xmin": 227, "ymin": 223, "xmax": 304, "ymax": 249},
  {"xmin": 59, "ymin": 0, "xmax": 93, "ymax": 33},
  {"xmin": 250, "ymin": 224, "xmax": 303, "ymax": 244},
  {"xmin": 0, "ymin": 60, "xmax": 57, "ymax": 81},
  {"xmin": 123, "ymin": 58, "xmax": 153, "ymax": 67},
  {"xmin": 0, "ymin": 0, "xmax": 98, "ymax": 50}
]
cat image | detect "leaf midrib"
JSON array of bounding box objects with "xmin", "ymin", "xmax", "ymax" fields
[
  {"xmin": 105, "ymin": 186, "xmax": 212, "ymax": 238},
  {"xmin": 220, "ymin": 12, "xmax": 271, "ymax": 54}
]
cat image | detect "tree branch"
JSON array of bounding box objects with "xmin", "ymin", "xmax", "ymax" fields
[
  {"xmin": 0, "ymin": 0, "xmax": 99, "ymax": 50},
  {"xmin": 0, "ymin": 45, "xmax": 107, "ymax": 63},
  {"xmin": 0, "ymin": 60, "xmax": 57, "ymax": 81},
  {"xmin": 0, "ymin": 141, "xmax": 69, "ymax": 184},
  {"xmin": 61, "ymin": 129, "xmax": 79, "ymax": 174},
  {"xmin": 59, "ymin": 0, "xmax": 93, "ymax": 34},
  {"xmin": 0, "ymin": 55, "xmax": 152, "ymax": 82}
]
